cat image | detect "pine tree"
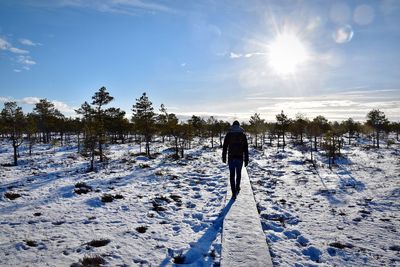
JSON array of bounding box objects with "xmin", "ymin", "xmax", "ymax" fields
[
  {"xmin": 343, "ymin": 118, "xmax": 360, "ymax": 145},
  {"xmin": 207, "ymin": 116, "xmax": 218, "ymax": 148},
  {"xmin": 165, "ymin": 113, "xmax": 180, "ymax": 157},
  {"xmin": 76, "ymin": 101, "xmax": 96, "ymax": 171},
  {"xmin": 25, "ymin": 113, "xmax": 37, "ymax": 156},
  {"xmin": 309, "ymin": 115, "xmax": 329, "ymax": 151},
  {"xmin": 91, "ymin": 86, "xmax": 114, "ymax": 162},
  {"xmin": 291, "ymin": 113, "xmax": 308, "ymax": 145},
  {"xmin": 366, "ymin": 109, "xmax": 389, "ymax": 148},
  {"xmin": 33, "ymin": 99, "xmax": 62, "ymax": 143},
  {"xmin": 188, "ymin": 115, "xmax": 205, "ymax": 138},
  {"xmin": 249, "ymin": 113, "xmax": 265, "ymax": 149},
  {"xmin": 275, "ymin": 110, "xmax": 290, "ymax": 149},
  {"xmin": 105, "ymin": 107, "xmax": 127, "ymax": 143},
  {"xmin": 216, "ymin": 120, "xmax": 230, "ymax": 148},
  {"xmin": 1, "ymin": 102, "xmax": 25, "ymax": 166},
  {"xmin": 132, "ymin": 93, "xmax": 156, "ymax": 157},
  {"xmin": 157, "ymin": 104, "xmax": 169, "ymax": 143}
]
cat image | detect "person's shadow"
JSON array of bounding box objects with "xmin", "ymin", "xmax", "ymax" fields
[{"xmin": 159, "ymin": 198, "xmax": 235, "ymax": 266}]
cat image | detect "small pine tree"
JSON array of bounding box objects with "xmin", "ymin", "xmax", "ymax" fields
[
  {"xmin": 366, "ymin": 109, "xmax": 389, "ymax": 148},
  {"xmin": 132, "ymin": 93, "xmax": 156, "ymax": 157},
  {"xmin": 275, "ymin": 110, "xmax": 290, "ymax": 149},
  {"xmin": 25, "ymin": 113, "xmax": 37, "ymax": 156},
  {"xmin": 157, "ymin": 104, "xmax": 169, "ymax": 143},
  {"xmin": 76, "ymin": 101, "xmax": 96, "ymax": 171},
  {"xmin": 249, "ymin": 113, "xmax": 265, "ymax": 149},
  {"xmin": 1, "ymin": 102, "xmax": 25, "ymax": 166},
  {"xmin": 91, "ymin": 86, "xmax": 114, "ymax": 161},
  {"xmin": 290, "ymin": 113, "xmax": 308, "ymax": 145},
  {"xmin": 33, "ymin": 99, "xmax": 62, "ymax": 143},
  {"xmin": 207, "ymin": 116, "xmax": 218, "ymax": 148}
]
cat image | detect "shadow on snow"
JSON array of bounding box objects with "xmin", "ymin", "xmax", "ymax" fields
[{"xmin": 159, "ymin": 198, "xmax": 235, "ymax": 266}]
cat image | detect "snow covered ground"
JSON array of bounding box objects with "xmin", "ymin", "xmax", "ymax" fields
[
  {"xmin": 0, "ymin": 140, "xmax": 227, "ymax": 266},
  {"xmin": 1, "ymin": 137, "xmax": 399, "ymax": 266},
  {"xmin": 249, "ymin": 139, "xmax": 400, "ymax": 266}
]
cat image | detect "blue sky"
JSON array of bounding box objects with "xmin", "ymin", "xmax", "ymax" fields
[{"xmin": 0, "ymin": 0, "xmax": 399, "ymax": 121}]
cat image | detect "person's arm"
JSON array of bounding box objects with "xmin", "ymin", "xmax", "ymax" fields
[
  {"xmin": 243, "ymin": 133, "xmax": 249, "ymax": 167},
  {"xmin": 222, "ymin": 133, "xmax": 230, "ymax": 163}
]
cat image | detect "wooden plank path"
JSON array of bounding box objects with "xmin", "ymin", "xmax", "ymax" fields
[{"xmin": 221, "ymin": 167, "xmax": 273, "ymax": 267}]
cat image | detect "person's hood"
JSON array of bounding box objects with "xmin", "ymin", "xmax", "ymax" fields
[{"xmin": 229, "ymin": 124, "xmax": 244, "ymax": 133}]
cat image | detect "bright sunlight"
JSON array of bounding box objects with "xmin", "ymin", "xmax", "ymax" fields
[{"xmin": 267, "ymin": 32, "xmax": 309, "ymax": 76}]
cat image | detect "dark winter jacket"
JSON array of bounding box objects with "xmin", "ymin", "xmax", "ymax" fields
[{"xmin": 222, "ymin": 125, "xmax": 249, "ymax": 165}]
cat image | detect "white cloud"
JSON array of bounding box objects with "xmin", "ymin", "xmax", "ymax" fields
[
  {"xmin": 17, "ymin": 55, "xmax": 37, "ymax": 70},
  {"xmin": 230, "ymin": 52, "xmax": 242, "ymax": 59},
  {"xmin": 1, "ymin": 37, "xmax": 37, "ymax": 71},
  {"xmin": 229, "ymin": 52, "xmax": 265, "ymax": 59},
  {"xmin": 19, "ymin": 38, "xmax": 42, "ymax": 46},
  {"xmin": 18, "ymin": 55, "xmax": 36, "ymax": 65},
  {"xmin": 9, "ymin": 47, "xmax": 29, "ymax": 54},
  {"xmin": 20, "ymin": 97, "xmax": 41, "ymax": 105},
  {"xmin": 52, "ymin": 100, "xmax": 75, "ymax": 113},
  {"xmin": 0, "ymin": 37, "xmax": 29, "ymax": 54},
  {"xmin": 245, "ymin": 89, "xmax": 400, "ymax": 121}
]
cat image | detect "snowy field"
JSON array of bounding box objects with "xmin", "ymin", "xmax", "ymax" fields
[
  {"xmin": 249, "ymin": 139, "xmax": 400, "ymax": 266},
  {"xmin": 1, "ymin": 137, "xmax": 399, "ymax": 266},
  {"xmin": 0, "ymin": 140, "xmax": 227, "ymax": 266}
]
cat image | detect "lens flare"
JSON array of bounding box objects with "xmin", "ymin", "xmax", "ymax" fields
[{"xmin": 333, "ymin": 25, "xmax": 354, "ymax": 44}]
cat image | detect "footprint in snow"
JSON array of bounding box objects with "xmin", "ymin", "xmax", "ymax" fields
[
  {"xmin": 262, "ymin": 221, "xmax": 284, "ymax": 232},
  {"xmin": 266, "ymin": 233, "xmax": 282, "ymax": 242},
  {"xmin": 283, "ymin": 229, "xmax": 301, "ymax": 239},
  {"xmin": 302, "ymin": 246, "xmax": 322, "ymax": 262},
  {"xmin": 297, "ymin": 235, "xmax": 310, "ymax": 246}
]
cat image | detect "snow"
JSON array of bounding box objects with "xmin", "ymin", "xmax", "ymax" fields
[
  {"xmin": 221, "ymin": 167, "xmax": 273, "ymax": 266},
  {"xmin": 249, "ymin": 139, "xmax": 400, "ymax": 266},
  {"xmin": 1, "ymin": 136, "xmax": 399, "ymax": 266},
  {"xmin": 0, "ymin": 140, "xmax": 227, "ymax": 266}
]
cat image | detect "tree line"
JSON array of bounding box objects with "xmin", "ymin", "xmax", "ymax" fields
[{"xmin": 1, "ymin": 87, "xmax": 399, "ymax": 169}]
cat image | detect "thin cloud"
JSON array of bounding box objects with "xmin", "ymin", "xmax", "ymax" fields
[
  {"xmin": 0, "ymin": 37, "xmax": 29, "ymax": 54},
  {"xmin": 248, "ymin": 90, "xmax": 400, "ymax": 121},
  {"xmin": 29, "ymin": 0, "xmax": 176, "ymax": 15},
  {"xmin": 229, "ymin": 52, "xmax": 265, "ymax": 59},
  {"xmin": 0, "ymin": 37, "xmax": 37, "ymax": 71},
  {"xmin": 19, "ymin": 38, "xmax": 42, "ymax": 46},
  {"xmin": 110, "ymin": 0, "xmax": 174, "ymax": 13},
  {"xmin": 230, "ymin": 52, "xmax": 242, "ymax": 59},
  {"xmin": 18, "ymin": 55, "xmax": 36, "ymax": 65},
  {"xmin": 9, "ymin": 47, "xmax": 29, "ymax": 54},
  {"xmin": 17, "ymin": 55, "xmax": 36, "ymax": 70}
]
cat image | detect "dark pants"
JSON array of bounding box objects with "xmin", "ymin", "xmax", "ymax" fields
[{"xmin": 228, "ymin": 159, "xmax": 243, "ymax": 195}]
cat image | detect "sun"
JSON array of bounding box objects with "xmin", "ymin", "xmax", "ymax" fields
[{"xmin": 267, "ymin": 32, "xmax": 309, "ymax": 76}]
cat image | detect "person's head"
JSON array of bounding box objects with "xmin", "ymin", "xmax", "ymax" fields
[{"xmin": 232, "ymin": 120, "xmax": 240, "ymax": 126}]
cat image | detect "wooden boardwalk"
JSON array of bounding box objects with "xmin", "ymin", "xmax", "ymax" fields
[{"xmin": 221, "ymin": 167, "xmax": 273, "ymax": 267}]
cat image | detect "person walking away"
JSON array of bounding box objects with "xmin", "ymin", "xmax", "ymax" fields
[{"xmin": 222, "ymin": 121, "xmax": 249, "ymax": 199}]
